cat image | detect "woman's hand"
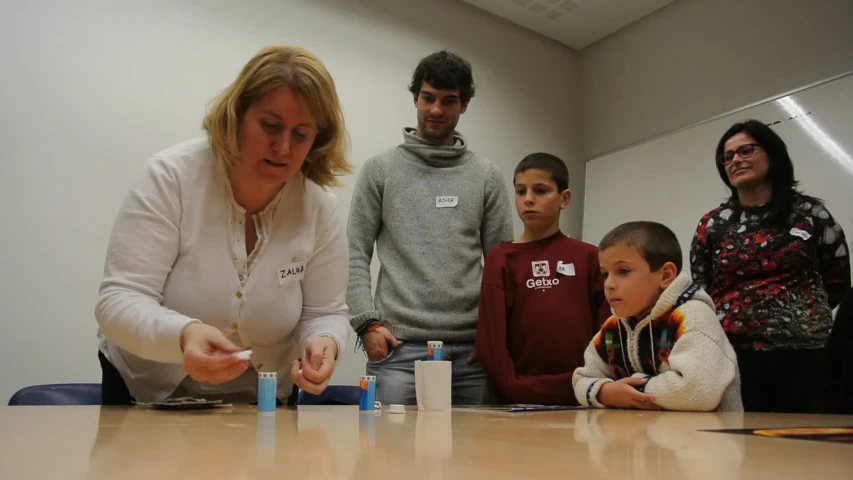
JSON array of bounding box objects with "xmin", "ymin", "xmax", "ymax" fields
[
  {"xmin": 292, "ymin": 336, "xmax": 338, "ymax": 395},
  {"xmin": 180, "ymin": 323, "xmax": 248, "ymax": 385}
]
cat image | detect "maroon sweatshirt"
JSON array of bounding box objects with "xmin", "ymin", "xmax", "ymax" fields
[{"xmin": 475, "ymin": 232, "xmax": 609, "ymax": 404}]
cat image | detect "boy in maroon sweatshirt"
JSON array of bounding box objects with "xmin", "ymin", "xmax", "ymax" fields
[{"xmin": 475, "ymin": 153, "xmax": 610, "ymax": 404}]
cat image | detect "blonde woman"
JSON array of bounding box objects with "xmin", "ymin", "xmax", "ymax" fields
[{"xmin": 95, "ymin": 46, "xmax": 353, "ymax": 405}]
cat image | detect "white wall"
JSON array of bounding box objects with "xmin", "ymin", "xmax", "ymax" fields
[
  {"xmin": 0, "ymin": 0, "xmax": 581, "ymax": 402},
  {"xmin": 581, "ymin": 0, "xmax": 853, "ymax": 159}
]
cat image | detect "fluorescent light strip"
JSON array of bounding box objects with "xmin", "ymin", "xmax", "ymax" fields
[{"xmin": 776, "ymin": 96, "xmax": 853, "ymax": 175}]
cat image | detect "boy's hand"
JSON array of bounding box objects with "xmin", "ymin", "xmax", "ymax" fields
[
  {"xmin": 363, "ymin": 324, "xmax": 403, "ymax": 362},
  {"xmin": 597, "ymin": 378, "xmax": 661, "ymax": 410}
]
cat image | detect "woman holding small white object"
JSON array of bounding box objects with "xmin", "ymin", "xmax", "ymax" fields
[{"xmin": 95, "ymin": 45, "xmax": 352, "ymax": 405}]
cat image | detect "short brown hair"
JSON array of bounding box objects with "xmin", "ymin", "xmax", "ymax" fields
[
  {"xmin": 599, "ymin": 221, "xmax": 683, "ymax": 273},
  {"xmin": 202, "ymin": 45, "xmax": 352, "ymax": 186},
  {"xmin": 514, "ymin": 152, "xmax": 569, "ymax": 191}
]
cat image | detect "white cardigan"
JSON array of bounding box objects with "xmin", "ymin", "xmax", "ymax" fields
[{"xmin": 95, "ymin": 138, "xmax": 351, "ymax": 402}]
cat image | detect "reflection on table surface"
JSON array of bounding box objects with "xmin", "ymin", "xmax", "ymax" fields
[{"xmin": 0, "ymin": 405, "xmax": 851, "ymax": 479}]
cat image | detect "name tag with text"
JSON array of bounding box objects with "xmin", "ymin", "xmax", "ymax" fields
[
  {"xmin": 278, "ymin": 262, "xmax": 305, "ymax": 285},
  {"xmin": 557, "ymin": 261, "xmax": 576, "ymax": 276},
  {"xmin": 790, "ymin": 227, "xmax": 811, "ymax": 241},
  {"xmin": 436, "ymin": 196, "xmax": 459, "ymax": 208}
]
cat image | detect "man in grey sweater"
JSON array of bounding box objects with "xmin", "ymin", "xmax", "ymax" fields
[{"xmin": 347, "ymin": 51, "xmax": 514, "ymax": 405}]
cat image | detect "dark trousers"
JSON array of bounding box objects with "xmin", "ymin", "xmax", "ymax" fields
[
  {"xmin": 97, "ymin": 350, "xmax": 298, "ymax": 406},
  {"xmin": 736, "ymin": 349, "xmax": 821, "ymax": 413},
  {"xmin": 99, "ymin": 350, "xmax": 134, "ymax": 405}
]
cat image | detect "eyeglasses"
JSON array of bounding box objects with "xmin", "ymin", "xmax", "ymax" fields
[{"xmin": 720, "ymin": 143, "xmax": 761, "ymax": 164}]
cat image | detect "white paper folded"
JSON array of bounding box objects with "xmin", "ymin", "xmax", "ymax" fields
[{"xmin": 415, "ymin": 360, "xmax": 452, "ymax": 411}]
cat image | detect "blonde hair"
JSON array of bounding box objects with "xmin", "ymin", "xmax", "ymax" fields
[{"xmin": 202, "ymin": 45, "xmax": 352, "ymax": 186}]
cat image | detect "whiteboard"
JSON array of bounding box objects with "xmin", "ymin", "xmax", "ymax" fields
[{"xmin": 583, "ymin": 72, "xmax": 853, "ymax": 282}]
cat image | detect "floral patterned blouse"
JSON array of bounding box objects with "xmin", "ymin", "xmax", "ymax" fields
[{"xmin": 690, "ymin": 194, "xmax": 850, "ymax": 351}]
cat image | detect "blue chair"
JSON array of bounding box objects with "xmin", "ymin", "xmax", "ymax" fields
[
  {"xmin": 8, "ymin": 383, "xmax": 102, "ymax": 406},
  {"xmin": 297, "ymin": 385, "xmax": 360, "ymax": 405}
]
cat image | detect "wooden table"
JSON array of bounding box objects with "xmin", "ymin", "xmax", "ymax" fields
[{"xmin": 1, "ymin": 406, "xmax": 851, "ymax": 479}]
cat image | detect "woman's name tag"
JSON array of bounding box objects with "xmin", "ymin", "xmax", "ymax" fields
[
  {"xmin": 790, "ymin": 227, "xmax": 811, "ymax": 241},
  {"xmin": 278, "ymin": 262, "xmax": 305, "ymax": 285}
]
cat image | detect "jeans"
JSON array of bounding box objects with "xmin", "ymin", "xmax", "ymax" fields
[{"xmin": 365, "ymin": 342, "xmax": 489, "ymax": 406}]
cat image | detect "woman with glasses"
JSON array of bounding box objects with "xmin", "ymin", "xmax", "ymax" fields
[{"xmin": 689, "ymin": 119, "xmax": 850, "ymax": 413}]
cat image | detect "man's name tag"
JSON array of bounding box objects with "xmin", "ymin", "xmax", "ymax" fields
[
  {"xmin": 436, "ymin": 196, "xmax": 458, "ymax": 208},
  {"xmin": 278, "ymin": 262, "xmax": 305, "ymax": 285}
]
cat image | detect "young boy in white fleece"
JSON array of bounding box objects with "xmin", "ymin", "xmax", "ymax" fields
[{"xmin": 573, "ymin": 221, "xmax": 743, "ymax": 412}]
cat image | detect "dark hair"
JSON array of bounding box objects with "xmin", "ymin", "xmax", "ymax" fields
[
  {"xmin": 513, "ymin": 153, "xmax": 570, "ymax": 191},
  {"xmin": 599, "ymin": 221, "xmax": 682, "ymax": 273},
  {"xmin": 715, "ymin": 119, "xmax": 810, "ymax": 224},
  {"xmin": 408, "ymin": 51, "xmax": 475, "ymax": 103}
]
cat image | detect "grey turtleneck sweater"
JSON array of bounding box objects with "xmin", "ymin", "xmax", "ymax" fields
[{"xmin": 347, "ymin": 128, "xmax": 514, "ymax": 343}]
